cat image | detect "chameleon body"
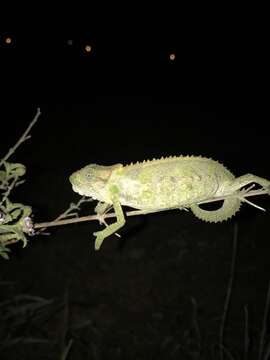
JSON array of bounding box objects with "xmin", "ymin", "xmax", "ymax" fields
[{"xmin": 69, "ymin": 156, "xmax": 270, "ymax": 250}]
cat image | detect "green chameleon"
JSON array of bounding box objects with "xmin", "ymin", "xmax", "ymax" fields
[{"xmin": 69, "ymin": 156, "xmax": 270, "ymax": 250}]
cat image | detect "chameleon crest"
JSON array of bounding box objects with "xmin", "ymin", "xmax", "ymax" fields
[{"xmin": 70, "ymin": 156, "xmax": 270, "ymax": 250}]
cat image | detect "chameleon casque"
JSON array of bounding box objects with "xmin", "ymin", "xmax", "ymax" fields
[{"xmin": 69, "ymin": 156, "xmax": 270, "ymax": 250}]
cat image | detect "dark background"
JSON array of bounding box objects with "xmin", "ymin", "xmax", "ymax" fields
[{"xmin": 0, "ymin": 14, "xmax": 269, "ymax": 360}]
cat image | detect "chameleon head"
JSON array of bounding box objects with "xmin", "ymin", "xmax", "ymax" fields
[{"xmin": 69, "ymin": 163, "xmax": 122, "ymax": 202}]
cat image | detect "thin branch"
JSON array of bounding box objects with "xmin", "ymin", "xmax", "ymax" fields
[
  {"xmin": 0, "ymin": 108, "xmax": 41, "ymax": 168},
  {"xmin": 35, "ymin": 196, "xmax": 92, "ymax": 233},
  {"xmin": 241, "ymin": 197, "xmax": 266, "ymax": 211},
  {"xmin": 34, "ymin": 188, "xmax": 269, "ymax": 230},
  {"xmin": 258, "ymin": 280, "xmax": 270, "ymax": 360}
]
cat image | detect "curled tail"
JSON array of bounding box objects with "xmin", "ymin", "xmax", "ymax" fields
[{"xmin": 190, "ymin": 198, "xmax": 241, "ymax": 223}]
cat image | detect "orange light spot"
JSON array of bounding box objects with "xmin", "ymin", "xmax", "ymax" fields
[
  {"xmin": 169, "ymin": 53, "xmax": 176, "ymax": 61},
  {"xmin": 5, "ymin": 37, "xmax": 12, "ymax": 44},
  {"xmin": 84, "ymin": 45, "xmax": 92, "ymax": 53}
]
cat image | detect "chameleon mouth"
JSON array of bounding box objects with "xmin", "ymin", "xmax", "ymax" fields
[
  {"xmin": 71, "ymin": 184, "xmax": 97, "ymax": 200},
  {"xmin": 71, "ymin": 184, "xmax": 84, "ymax": 196},
  {"xmin": 69, "ymin": 173, "xmax": 85, "ymax": 195}
]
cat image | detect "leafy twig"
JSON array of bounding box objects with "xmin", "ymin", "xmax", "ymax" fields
[{"xmin": 0, "ymin": 176, "xmax": 18, "ymax": 207}]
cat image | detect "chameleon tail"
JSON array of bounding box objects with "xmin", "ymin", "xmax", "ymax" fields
[{"xmin": 190, "ymin": 198, "xmax": 241, "ymax": 223}]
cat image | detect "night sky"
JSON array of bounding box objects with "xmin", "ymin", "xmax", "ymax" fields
[{"xmin": 0, "ymin": 19, "xmax": 269, "ymax": 360}]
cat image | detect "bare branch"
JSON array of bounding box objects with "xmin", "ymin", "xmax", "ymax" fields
[
  {"xmin": 35, "ymin": 196, "xmax": 92, "ymax": 233},
  {"xmin": 0, "ymin": 108, "xmax": 41, "ymax": 168}
]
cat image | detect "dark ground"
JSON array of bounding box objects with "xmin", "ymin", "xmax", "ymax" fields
[{"xmin": 0, "ymin": 16, "xmax": 269, "ymax": 360}]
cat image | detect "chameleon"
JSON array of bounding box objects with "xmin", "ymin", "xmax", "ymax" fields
[{"xmin": 69, "ymin": 156, "xmax": 270, "ymax": 250}]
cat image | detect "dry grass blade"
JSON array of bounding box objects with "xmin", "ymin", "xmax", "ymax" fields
[
  {"xmin": 258, "ymin": 280, "xmax": 270, "ymax": 360},
  {"xmin": 219, "ymin": 222, "xmax": 238, "ymax": 360},
  {"xmin": 244, "ymin": 305, "xmax": 249, "ymax": 360}
]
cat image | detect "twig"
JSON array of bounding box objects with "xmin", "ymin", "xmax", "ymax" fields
[
  {"xmin": 61, "ymin": 339, "xmax": 73, "ymax": 360},
  {"xmin": 258, "ymin": 280, "xmax": 270, "ymax": 360},
  {"xmin": 0, "ymin": 108, "xmax": 41, "ymax": 168},
  {"xmin": 35, "ymin": 196, "xmax": 91, "ymax": 234},
  {"xmin": 219, "ymin": 222, "xmax": 238, "ymax": 360},
  {"xmin": 34, "ymin": 188, "xmax": 269, "ymax": 230}
]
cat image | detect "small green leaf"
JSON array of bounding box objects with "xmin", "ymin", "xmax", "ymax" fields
[
  {"xmin": 0, "ymin": 170, "xmax": 7, "ymax": 181},
  {"xmin": 10, "ymin": 163, "xmax": 26, "ymax": 177},
  {"xmin": 0, "ymin": 251, "xmax": 10, "ymax": 260},
  {"xmin": 10, "ymin": 208, "xmax": 22, "ymax": 220},
  {"xmin": 0, "ymin": 243, "xmax": 10, "ymax": 260}
]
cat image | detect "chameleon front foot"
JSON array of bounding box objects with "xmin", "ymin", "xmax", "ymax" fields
[
  {"xmin": 93, "ymin": 194, "xmax": 125, "ymax": 251},
  {"xmin": 93, "ymin": 230, "xmax": 106, "ymax": 250},
  {"xmin": 93, "ymin": 229, "xmax": 121, "ymax": 250}
]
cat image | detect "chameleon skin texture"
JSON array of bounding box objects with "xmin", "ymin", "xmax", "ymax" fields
[
  {"xmin": 70, "ymin": 156, "xmax": 270, "ymax": 249},
  {"xmin": 70, "ymin": 156, "xmax": 270, "ymax": 223}
]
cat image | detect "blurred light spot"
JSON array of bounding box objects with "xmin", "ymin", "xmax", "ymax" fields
[
  {"xmin": 84, "ymin": 44, "xmax": 92, "ymax": 53},
  {"xmin": 169, "ymin": 53, "xmax": 176, "ymax": 61},
  {"xmin": 5, "ymin": 37, "xmax": 12, "ymax": 44},
  {"xmin": 67, "ymin": 39, "xmax": 73, "ymax": 46}
]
